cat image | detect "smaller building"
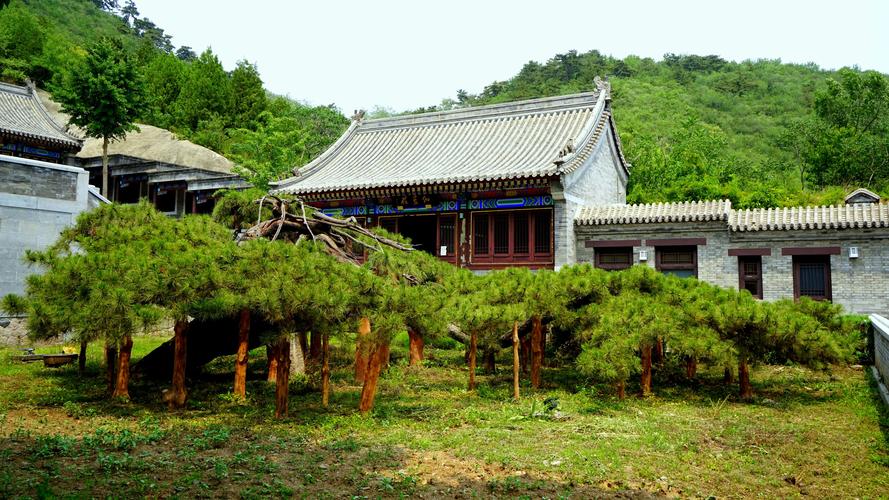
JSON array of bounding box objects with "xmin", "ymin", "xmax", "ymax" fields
[
  {"xmin": 574, "ymin": 191, "xmax": 889, "ymax": 315},
  {"xmin": 36, "ymin": 89, "xmax": 248, "ymax": 216}
]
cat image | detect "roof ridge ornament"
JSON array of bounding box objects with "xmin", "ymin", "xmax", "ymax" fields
[{"xmin": 351, "ymin": 109, "xmax": 366, "ymax": 123}]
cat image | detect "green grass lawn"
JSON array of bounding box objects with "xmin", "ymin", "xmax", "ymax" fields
[{"xmin": 0, "ymin": 337, "xmax": 887, "ymax": 498}]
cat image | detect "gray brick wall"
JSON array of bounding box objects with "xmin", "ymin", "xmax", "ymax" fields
[
  {"xmin": 575, "ymin": 221, "xmax": 889, "ymax": 315},
  {"xmin": 0, "ymin": 155, "xmax": 90, "ymax": 299},
  {"xmin": 555, "ymin": 129, "xmax": 628, "ymax": 269},
  {"xmin": 0, "ymin": 159, "xmax": 78, "ymax": 201}
]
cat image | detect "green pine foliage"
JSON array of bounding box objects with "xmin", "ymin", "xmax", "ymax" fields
[{"xmin": 0, "ymin": 198, "xmax": 864, "ymax": 407}]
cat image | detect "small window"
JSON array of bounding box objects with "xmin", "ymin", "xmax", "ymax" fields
[
  {"xmin": 595, "ymin": 247, "xmax": 633, "ymax": 271},
  {"xmin": 493, "ymin": 214, "xmax": 510, "ymax": 254},
  {"xmin": 738, "ymin": 256, "xmax": 762, "ymax": 299},
  {"xmin": 438, "ymin": 215, "xmax": 456, "ymax": 256},
  {"xmin": 473, "ymin": 215, "xmax": 489, "ymax": 255},
  {"xmin": 793, "ymin": 256, "xmax": 831, "ymax": 301},
  {"xmin": 533, "ymin": 212, "xmax": 551, "ymax": 254},
  {"xmin": 513, "ymin": 213, "xmax": 529, "ymax": 254},
  {"xmin": 656, "ymin": 246, "xmax": 697, "ymax": 278}
]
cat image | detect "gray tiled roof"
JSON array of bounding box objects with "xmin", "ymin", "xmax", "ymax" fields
[
  {"xmin": 575, "ymin": 200, "xmax": 732, "ymax": 226},
  {"xmin": 729, "ymin": 204, "xmax": 889, "ymax": 231},
  {"xmin": 0, "ymin": 82, "xmax": 81, "ymax": 150},
  {"xmin": 275, "ymin": 82, "xmax": 629, "ymax": 195},
  {"xmin": 574, "ymin": 199, "xmax": 889, "ymax": 232}
]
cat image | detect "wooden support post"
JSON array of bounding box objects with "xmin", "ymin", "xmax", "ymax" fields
[
  {"xmin": 274, "ymin": 337, "xmax": 291, "ymax": 418},
  {"xmin": 234, "ymin": 308, "xmax": 250, "ymax": 399},
  {"xmin": 112, "ymin": 335, "xmax": 133, "ymax": 399},
  {"xmin": 512, "ymin": 321, "xmax": 520, "ymax": 401},
  {"xmin": 168, "ymin": 320, "xmax": 188, "ymax": 409}
]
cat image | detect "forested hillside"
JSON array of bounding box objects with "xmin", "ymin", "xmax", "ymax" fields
[
  {"xmin": 426, "ymin": 52, "xmax": 889, "ymax": 207},
  {"xmin": 0, "ymin": 0, "xmax": 348, "ymax": 189},
  {"xmin": 1, "ymin": 0, "xmax": 887, "ymax": 204}
]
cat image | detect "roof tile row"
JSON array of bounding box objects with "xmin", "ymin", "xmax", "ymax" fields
[{"xmin": 575, "ymin": 199, "xmax": 889, "ymax": 232}]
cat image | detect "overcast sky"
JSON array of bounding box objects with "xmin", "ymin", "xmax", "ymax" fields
[{"xmin": 137, "ymin": 0, "xmax": 888, "ymax": 115}]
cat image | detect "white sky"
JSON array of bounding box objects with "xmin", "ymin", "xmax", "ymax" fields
[{"xmin": 137, "ymin": 0, "xmax": 889, "ymax": 115}]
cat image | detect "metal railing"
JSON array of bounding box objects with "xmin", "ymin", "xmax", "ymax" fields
[{"xmin": 870, "ymin": 314, "xmax": 889, "ymax": 407}]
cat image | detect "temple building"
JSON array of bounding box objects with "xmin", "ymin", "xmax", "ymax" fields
[
  {"xmin": 36, "ymin": 89, "xmax": 248, "ymax": 216},
  {"xmin": 274, "ymin": 79, "xmax": 889, "ymax": 314},
  {"xmin": 273, "ymin": 79, "xmax": 630, "ymax": 270}
]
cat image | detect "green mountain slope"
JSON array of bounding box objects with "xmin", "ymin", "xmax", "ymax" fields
[
  {"xmin": 429, "ymin": 51, "xmax": 887, "ymax": 207},
  {"xmin": 0, "ymin": 0, "xmax": 348, "ymax": 189}
]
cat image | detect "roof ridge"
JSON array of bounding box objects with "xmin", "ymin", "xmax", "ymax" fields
[{"xmin": 357, "ymin": 90, "xmax": 602, "ymax": 131}]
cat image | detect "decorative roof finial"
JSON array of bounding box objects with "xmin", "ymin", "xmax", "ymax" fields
[{"xmin": 351, "ymin": 109, "xmax": 366, "ymax": 122}]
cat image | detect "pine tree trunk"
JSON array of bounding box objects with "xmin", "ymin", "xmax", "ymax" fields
[
  {"xmin": 78, "ymin": 340, "xmax": 87, "ymax": 375},
  {"xmin": 233, "ymin": 308, "xmax": 250, "ymax": 399},
  {"xmin": 104, "ymin": 342, "xmax": 118, "ymax": 395},
  {"xmin": 484, "ymin": 349, "xmax": 496, "ymax": 374},
  {"xmin": 512, "ymin": 321, "xmax": 520, "ymax": 401},
  {"xmin": 112, "ymin": 335, "xmax": 132, "ymax": 399},
  {"xmin": 354, "ymin": 317, "xmax": 370, "ymax": 383},
  {"xmin": 616, "ymin": 380, "xmax": 626, "ymax": 400},
  {"xmin": 321, "ymin": 332, "xmax": 331, "ymax": 408},
  {"xmin": 309, "ymin": 331, "xmax": 321, "ymax": 363},
  {"xmin": 723, "ymin": 366, "xmax": 734, "ymax": 385},
  {"xmin": 358, "ymin": 342, "xmax": 385, "ymax": 414},
  {"xmin": 266, "ymin": 344, "xmax": 278, "ymax": 383},
  {"xmin": 168, "ymin": 320, "xmax": 188, "ymax": 409},
  {"xmin": 540, "ymin": 325, "xmax": 547, "ymax": 367},
  {"xmin": 530, "ymin": 316, "xmax": 543, "ymax": 389},
  {"xmin": 274, "ymin": 337, "xmax": 291, "ymax": 418},
  {"xmin": 520, "ymin": 334, "xmax": 530, "ymax": 373},
  {"xmin": 378, "ymin": 343, "xmax": 390, "ymax": 371},
  {"xmin": 738, "ymin": 356, "xmax": 753, "ymax": 400},
  {"xmin": 101, "ymin": 136, "xmax": 110, "ymax": 197},
  {"xmin": 408, "ymin": 327, "xmax": 424, "ymax": 367},
  {"xmin": 468, "ymin": 331, "xmax": 477, "ymax": 391},
  {"xmin": 640, "ymin": 344, "xmax": 652, "ymax": 396},
  {"xmin": 654, "ymin": 337, "xmax": 664, "ymax": 365},
  {"xmin": 686, "ymin": 356, "xmax": 697, "ymax": 380}
]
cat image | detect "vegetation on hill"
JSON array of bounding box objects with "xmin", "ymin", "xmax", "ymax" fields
[
  {"xmin": 0, "ymin": 0, "xmax": 348, "ymax": 189},
  {"xmin": 2, "ymin": 1, "xmax": 887, "ymax": 204},
  {"xmin": 427, "ymin": 51, "xmax": 889, "ymax": 207}
]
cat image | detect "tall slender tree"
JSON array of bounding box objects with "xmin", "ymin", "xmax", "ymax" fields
[{"xmin": 55, "ymin": 37, "xmax": 146, "ymax": 197}]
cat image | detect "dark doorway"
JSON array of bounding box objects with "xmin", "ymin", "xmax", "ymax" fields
[{"xmin": 397, "ymin": 215, "xmax": 437, "ymax": 254}]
